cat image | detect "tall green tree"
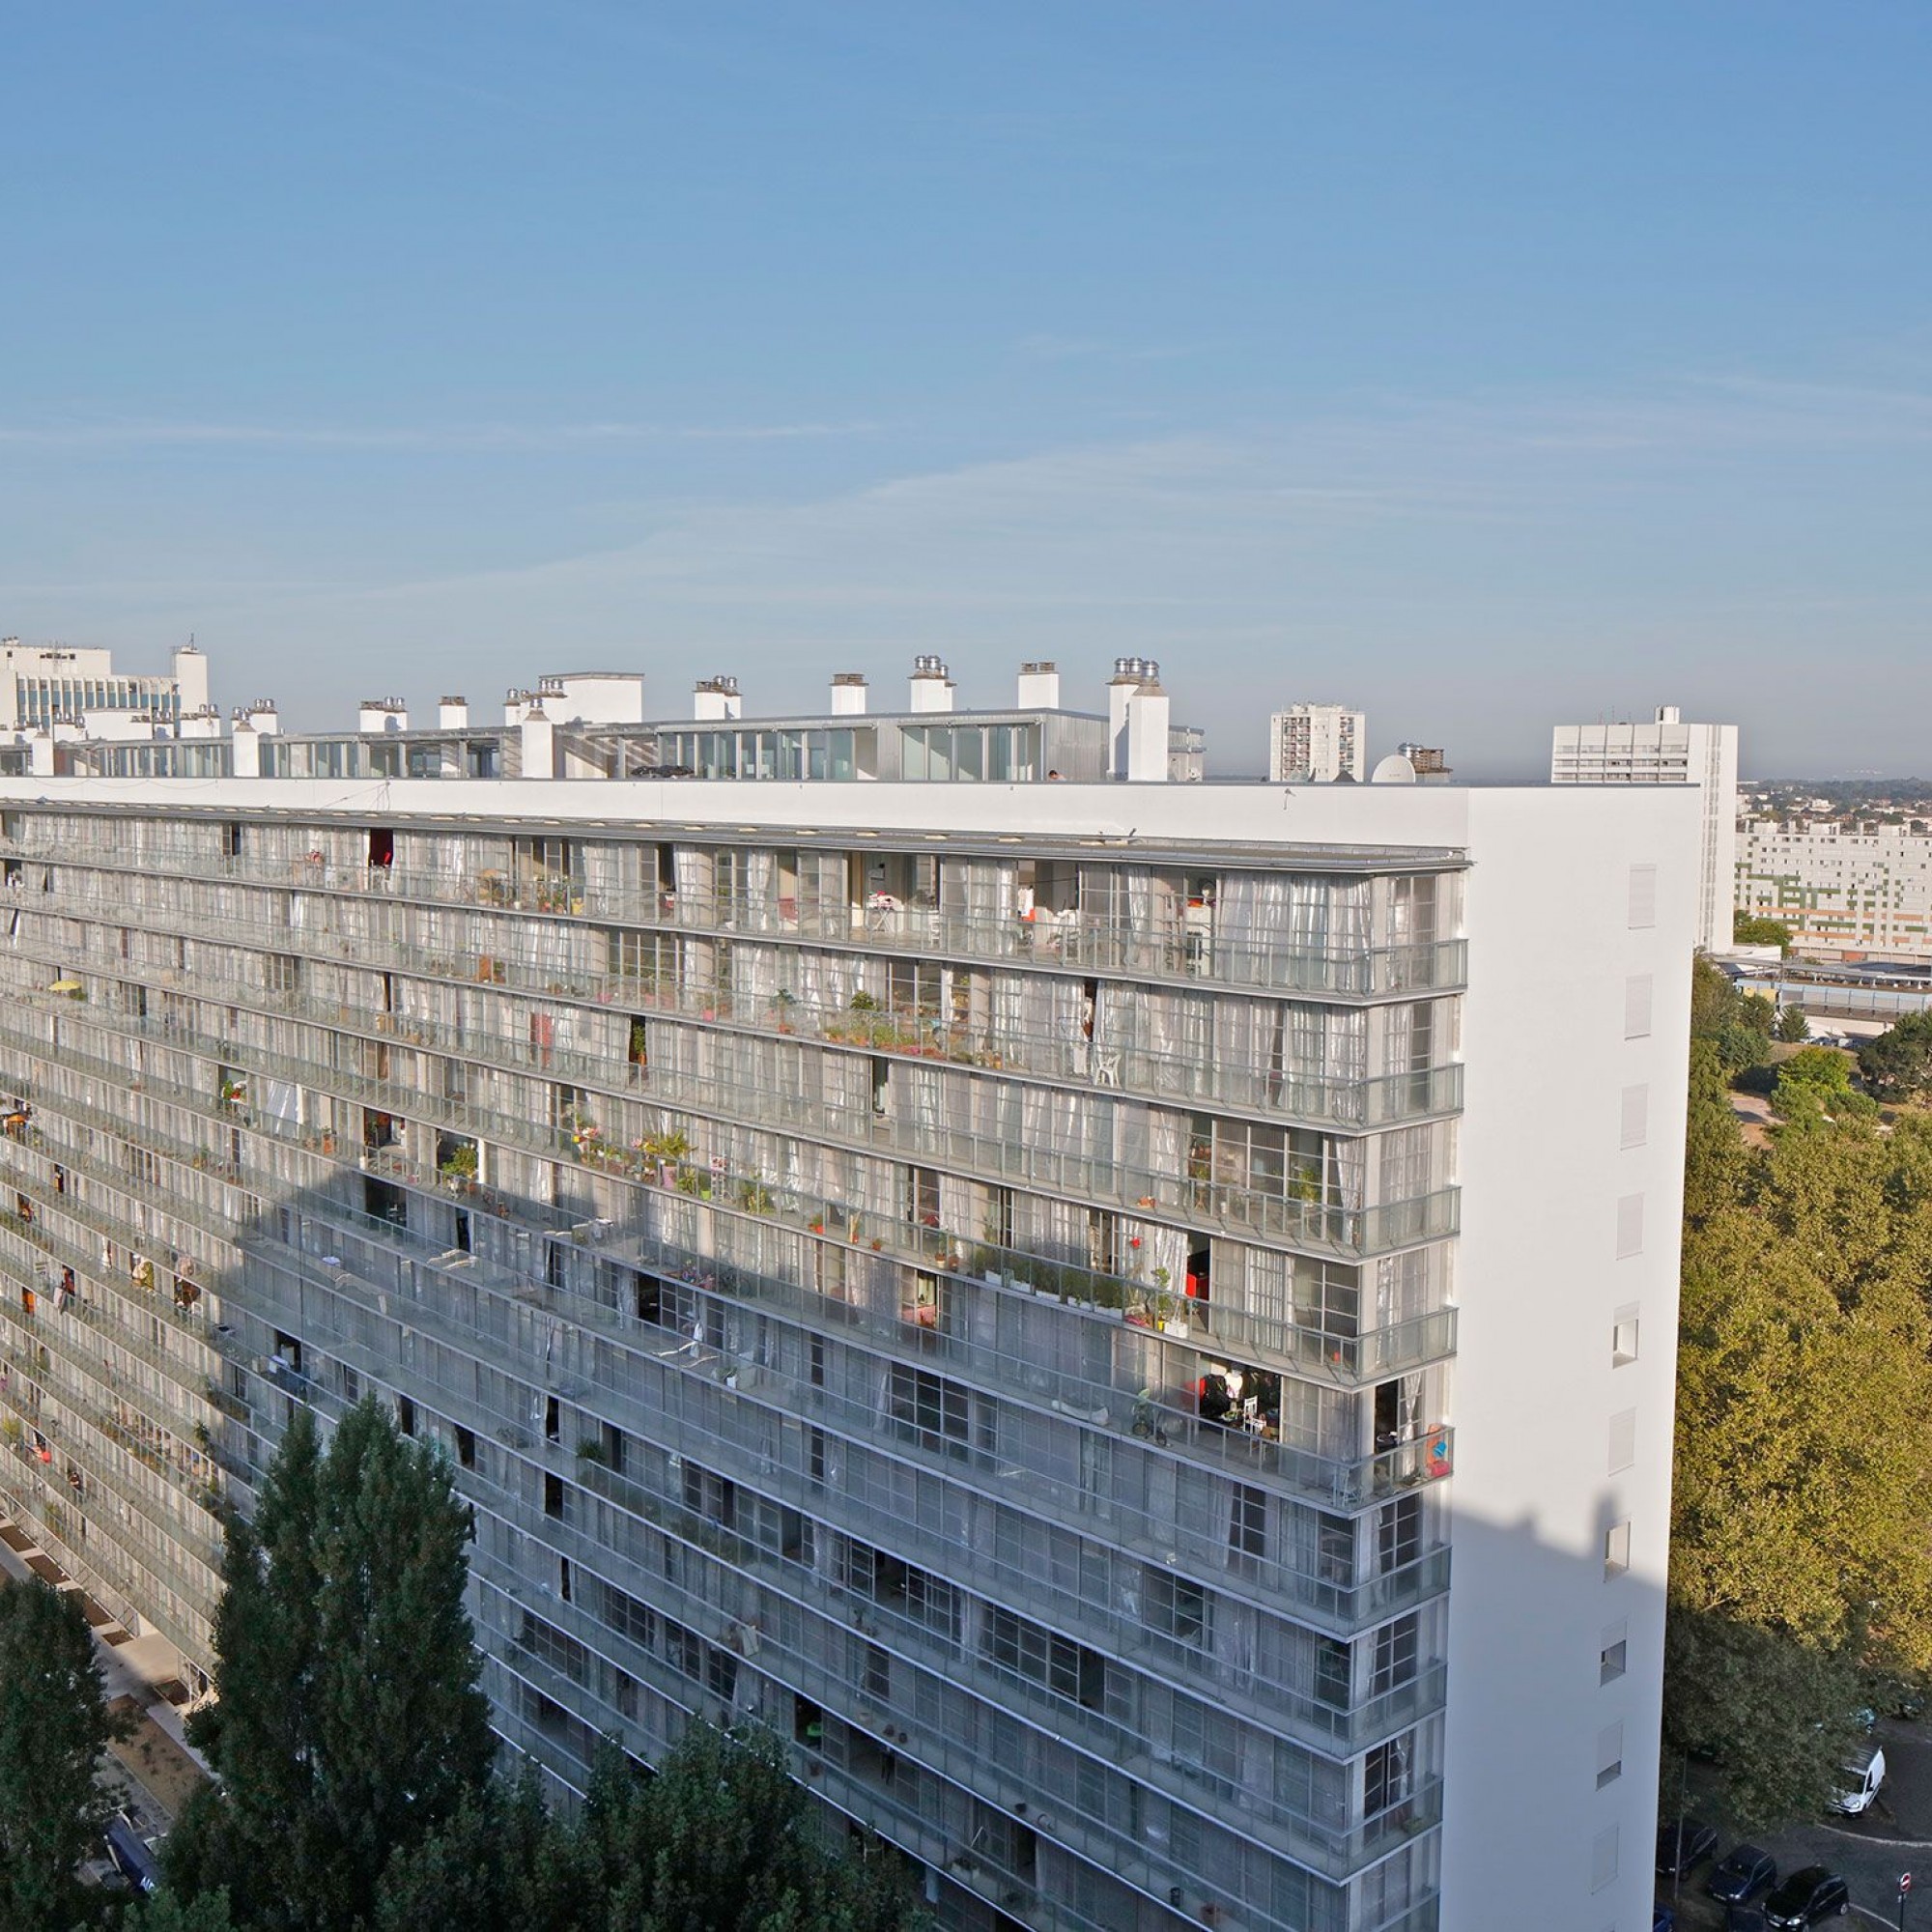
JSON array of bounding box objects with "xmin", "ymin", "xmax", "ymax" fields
[
  {"xmin": 375, "ymin": 1726, "xmax": 926, "ymax": 1932},
  {"xmin": 586, "ymin": 1725, "xmax": 919, "ymax": 1932},
  {"xmin": 1859, "ymin": 1010, "xmax": 1932, "ymax": 1102},
  {"xmin": 1773, "ymin": 1003, "xmax": 1810, "ymax": 1043},
  {"xmin": 168, "ymin": 1399, "xmax": 495, "ymax": 1930},
  {"xmin": 0, "ymin": 1577, "xmax": 124, "ymax": 1928}
]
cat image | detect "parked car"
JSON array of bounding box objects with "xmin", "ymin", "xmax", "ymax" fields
[
  {"xmin": 102, "ymin": 1810, "xmax": 158, "ymax": 1893},
  {"xmin": 1657, "ymin": 1818, "xmax": 1719, "ymax": 1877},
  {"xmin": 1763, "ymin": 1866, "xmax": 1850, "ymax": 1927},
  {"xmin": 1833, "ymin": 1743, "xmax": 1885, "ymax": 1815},
  {"xmin": 1710, "ymin": 1845, "xmax": 1776, "ymax": 1906}
]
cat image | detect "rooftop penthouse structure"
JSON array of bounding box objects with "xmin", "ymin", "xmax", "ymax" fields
[{"xmin": 0, "ymin": 647, "xmax": 1697, "ymax": 1932}]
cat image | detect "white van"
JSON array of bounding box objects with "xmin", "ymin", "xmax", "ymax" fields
[{"xmin": 1834, "ymin": 1743, "xmax": 1886, "ymax": 1815}]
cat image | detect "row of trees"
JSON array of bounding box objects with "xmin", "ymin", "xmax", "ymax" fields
[
  {"xmin": 1665, "ymin": 961, "xmax": 1932, "ymax": 1826},
  {"xmin": 0, "ymin": 1399, "xmax": 923, "ymax": 1929},
  {"xmin": 161, "ymin": 1400, "xmax": 923, "ymax": 1931}
]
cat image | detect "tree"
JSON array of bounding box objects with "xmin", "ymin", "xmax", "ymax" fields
[
  {"xmin": 168, "ymin": 1399, "xmax": 495, "ymax": 1930},
  {"xmin": 1663, "ymin": 1608, "xmax": 1863, "ymax": 1833},
  {"xmin": 1771, "ymin": 1045, "xmax": 1874, "ymax": 1130},
  {"xmin": 1773, "ymin": 1003, "xmax": 1810, "ymax": 1043},
  {"xmin": 1690, "ymin": 956, "xmax": 1776, "ymax": 1077},
  {"xmin": 124, "ymin": 1893, "xmax": 238, "ymax": 1931},
  {"xmin": 1858, "ymin": 1010, "xmax": 1932, "ymax": 1102},
  {"xmin": 1683, "ymin": 1039, "xmax": 1744, "ymax": 1229},
  {"xmin": 0, "ymin": 1577, "xmax": 124, "ymax": 1929},
  {"xmin": 374, "ymin": 1769, "xmax": 594, "ymax": 1932},
  {"xmin": 1666, "ymin": 964, "xmax": 1932, "ymax": 1826},
  {"xmin": 1732, "ymin": 913, "xmax": 1794, "ymax": 952},
  {"xmin": 375, "ymin": 1727, "xmax": 925, "ymax": 1932},
  {"xmin": 583, "ymin": 1725, "xmax": 923, "ymax": 1932}
]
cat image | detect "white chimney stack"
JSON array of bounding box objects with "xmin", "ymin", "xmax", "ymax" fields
[
  {"xmin": 693, "ymin": 675, "xmax": 742, "ymax": 722},
  {"xmin": 520, "ymin": 700, "xmax": 555, "ymax": 779},
  {"xmin": 908, "ymin": 655, "xmax": 954, "ymax": 713},
  {"xmin": 358, "ymin": 696, "xmax": 408, "ymax": 734},
  {"xmin": 1124, "ymin": 673, "xmax": 1171, "ymax": 782},
  {"xmin": 1107, "ymin": 657, "xmax": 1156, "ymax": 778},
  {"xmin": 1657, "ymin": 704, "xmax": 1682, "ymax": 724},
  {"xmin": 830, "ymin": 672, "xmax": 868, "ymax": 716},
  {"xmin": 439, "ymin": 695, "xmax": 469, "ymax": 730},
  {"xmin": 1016, "ymin": 661, "xmax": 1060, "ymax": 710},
  {"xmin": 230, "ymin": 718, "xmax": 261, "ymax": 778},
  {"xmin": 245, "ymin": 699, "xmax": 281, "ymax": 737}
]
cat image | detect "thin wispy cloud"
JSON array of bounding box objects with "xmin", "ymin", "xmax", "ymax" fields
[{"xmin": 0, "ymin": 419, "xmax": 885, "ymax": 453}]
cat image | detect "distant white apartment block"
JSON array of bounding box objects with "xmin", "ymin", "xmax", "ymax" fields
[
  {"xmin": 0, "ymin": 649, "xmax": 1698, "ymax": 1932},
  {"xmin": 1737, "ymin": 818, "xmax": 1932, "ymax": 962},
  {"xmin": 1271, "ymin": 705, "xmax": 1368, "ymax": 785},
  {"xmin": 1, "ymin": 638, "xmax": 213, "ymax": 741},
  {"xmin": 1550, "ymin": 707, "xmax": 1739, "ymax": 953}
]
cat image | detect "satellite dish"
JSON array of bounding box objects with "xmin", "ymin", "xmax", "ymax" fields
[{"xmin": 1371, "ymin": 753, "xmax": 1417, "ymax": 784}]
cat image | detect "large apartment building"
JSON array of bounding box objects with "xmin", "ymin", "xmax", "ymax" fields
[
  {"xmin": 0, "ymin": 656, "xmax": 1696, "ymax": 1932},
  {"xmin": 1550, "ymin": 707, "xmax": 1739, "ymax": 955},
  {"xmin": 1736, "ymin": 816, "xmax": 1932, "ymax": 963}
]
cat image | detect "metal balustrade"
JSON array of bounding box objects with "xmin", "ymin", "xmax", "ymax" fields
[{"xmin": 2, "ymin": 837, "xmax": 1469, "ymax": 1003}]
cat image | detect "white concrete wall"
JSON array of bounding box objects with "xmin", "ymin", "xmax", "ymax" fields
[{"xmin": 1441, "ymin": 785, "xmax": 1697, "ymax": 1932}]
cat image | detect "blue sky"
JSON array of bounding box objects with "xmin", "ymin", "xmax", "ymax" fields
[{"xmin": 2, "ymin": 2, "xmax": 1927, "ymax": 775}]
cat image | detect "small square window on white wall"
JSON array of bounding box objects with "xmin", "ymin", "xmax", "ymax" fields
[
  {"xmin": 1596, "ymin": 1721, "xmax": 1624, "ymax": 1788},
  {"xmin": 1620, "ymin": 1083, "xmax": 1649, "ymax": 1150},
  {"xmin": 1600, "ymin": 1620, "xmax": 1628, "ymax": 1685},
  {"xmin": 1628, "ymin": 865, "xmax": 1658, "ymax": 929},
  {"xmin": 1590, "ymin": 1824, "xmax": 1619, "ymax": 1892},
  {"xmin": 1605, "ymin": 1520, "xmax": 1632, "ymax": 1578},
  {"xmin": 1608, "ymin": 1407, "xmax": 1637, "ymax": 1475},
  {"xmin": 1624, "ymin": 974, "xmax": 1654, "ymax": 1039},
  {"xmin": 1612, "ymin": 1304, "xmax": 1640, "ymax": 1367},
  {"xmin": 1616, "ymin": 1194, "xmax": 1645, "ymax": 1259}
]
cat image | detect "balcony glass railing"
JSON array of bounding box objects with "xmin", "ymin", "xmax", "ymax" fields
[
  {"xmin": 0, "ymin": 971, "xmax": 1460, "ymax": 1265},
  {"xmin": 5, "ymin": 838, "xmax": 1468, "ymax": 1002},
  {"xmin": 22, "ymin": 880, "xmax": 1463, "ymax": 1133}
]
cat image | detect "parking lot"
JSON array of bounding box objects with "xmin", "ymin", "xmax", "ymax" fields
[{"xmin": 1662, "ymin": 1719, "xmax": 1932, "ymax": 1927}]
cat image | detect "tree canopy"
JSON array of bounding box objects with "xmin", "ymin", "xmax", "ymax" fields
[
  {"xmin": 0, "ymin": 1576, "xmax": 125, "ymax": 1929},
  {"xmin": 1732, "ymin": 913, "xmax": 1795, "ymax": 952},
  {"xmin": 375, "ymin": 1727, "xmax": 924, "ymax": 1932},
  {"xmin": 1859, "ymin": 1010, "xmax": 1932, "ymax": 1103},
  {"xmin": 167, "ymin": 1400, "xmax": 495, "ymax": 1930},
  {"xmin": 1666, "ymin": 963, "xmax": 1932, "ymax": 1827}
]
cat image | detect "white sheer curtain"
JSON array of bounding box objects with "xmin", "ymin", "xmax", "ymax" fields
[
  {"xmin": 1377, "ymin": 1125, "xmax": 1434, "ymax": 1206},
  {"xmin": 672, "ymin": 846, "xmax": 710, "ymax": 924},
  {"xmin": 741, "ymin": 848, "xmax": 778, "ymax": 931},
  {"xmin": 1328, "ymin": 1137, "xmax": 1367, "ymax": 1213},
  {"xmin": 731, "ymin": 942, "xmax": 781, "ymax": 1006}
]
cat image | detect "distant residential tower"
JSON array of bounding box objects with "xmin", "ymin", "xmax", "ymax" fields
[
  {"xmin": 1270, "ymin": 703, "xmax": 1367, "ymax": 784},
  {"xmin": 1550, "ymin": 705, "xmax": 1739, "ymax": 953}
]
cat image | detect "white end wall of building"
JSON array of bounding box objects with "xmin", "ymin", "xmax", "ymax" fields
[{"xmin": 1440, "ymin": 785, "xmax": 1697, "ymax": 1932}]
